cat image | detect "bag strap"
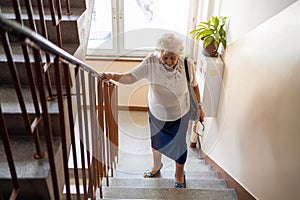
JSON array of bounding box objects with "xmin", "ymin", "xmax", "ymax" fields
[{"xmin": 184, "ymin": 57, "xmax": 190, "ymax": 83}]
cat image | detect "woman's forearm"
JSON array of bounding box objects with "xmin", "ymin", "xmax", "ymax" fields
[
  {"xmin": 102, "ymin": 72, "xmax": 137, "ymax": 84},
  {"xmin": 192, "ymin": 85, "xmax": 201, "ymax": 104}
]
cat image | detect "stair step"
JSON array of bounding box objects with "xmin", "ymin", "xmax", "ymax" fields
[
  {"xmin": 0, "ymin": 136, "xmax": 64, "ymax": 199},
  {"xmin": 106, "ymin": 177, "xmax": 228, "ymax": 189},
  {"xmin": 0, "ymin": 42, "xmax": 79, "ymax": 63},
  {"xmin": 101, "ymin": 187, "xmax": 237, "ymax": 200},
  {"xmin": 117, "ymin": 151, "xmax": 207, "ymax": 171},
  {"xmin": 0, "ymin": 6, "xmax": 85, "ymax": 20},
  {"xmin": 0, "ymin": 0, "xmax": 86, "ymax": 10},
  {"xmin": 0, "ymin": 42, "xmax": 78, "ymax": 86},
  {"xmin": 0, "ymin": 6, "xmax": 84, "ymax": 44},
  {"xmin": 0, "ymin": 136, "xmax": 61, "ymax": 178},
  {"xmin": 114, "ymin": 170, "xmax": 219, "ymax": 180},
  {"xmin": 0, "ymin": 86, "xmax": 64, "ymax": 136},
  {"xmin": 116, "ymin": 161, "xmax": 211, "ymax": 173}
]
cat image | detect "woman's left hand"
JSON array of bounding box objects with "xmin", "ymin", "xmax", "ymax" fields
[{"xmin": 199, "ymin": 106, "xmax": 205, "ymax": 122}]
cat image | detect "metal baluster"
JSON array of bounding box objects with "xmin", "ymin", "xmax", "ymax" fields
[
  {"xmin": 81, "ymin": 70, "xmax": 93, "ymax": 199},
  {"xmin": 75, "ymin": 67, "xmax": 88, "ymax": 199},
  {"xmin": 113, "ymin": 84, "xmax": 119, "ymax": 163},
  {"xmin": 53, "ymin": 57, "xmax": 71, "ymax": 200},
  {"xmin": 12, "ymin": 0, "xmax": 22, "ymax": 23},
  {"xmin": 88, "ymin": 72, "xmax": 96, "ymax": 199},
  {"xmin": 97, "ymin": 79, "xmax": 105, "ymax": 199},
  {"xmin": 109, "ymin": 83, "xmax": 116, "ymax": 172},
  {"xmin": 104, "ymin": 82, "xmax": 111, "ymax": 186},
  {"xmin": 64, "ymin": 63, "xmax": 80, "ymax": 200},
  {"xmin": 66, "ymin": 0, "xmax": 72, "ymax": 15},
  {"xmin": 32, "ymin": 47, "xmax": 60, "ymax": 200},
  {"xmin": 0, "ymin": 105, "xmax": 20, "ymax": 200},
  {"xmin": 36, "ymin": 0, "xmax": 55, "ymax": 100},
  {"xmin": 0, "ymin": 31, "xmax": 40, "ymax": 154}
]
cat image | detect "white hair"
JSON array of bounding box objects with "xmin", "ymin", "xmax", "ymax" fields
[{"xmin": 156, "ymin": 33, "xmax": 184, "ymax": 55}]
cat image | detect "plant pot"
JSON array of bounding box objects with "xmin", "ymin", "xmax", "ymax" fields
[{"xmin": 202, "ymin": 40, "xmax": 218, "ymax": 57}]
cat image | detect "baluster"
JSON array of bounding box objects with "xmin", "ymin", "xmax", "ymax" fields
[
  {"xmin": 75, "ymin": 66, "xmax": 88, "ymax": 199},
  {"xmin": 54, "ymin": 57, "xmax": 71, "ymax": 200},
  {"xmin": 88, "ymin": 72, "xmax": 97, "ymax": 199},
  {"xmin": 36, "ymin": 0, "xmax": 55, "ymax": 100},
  {"xmin": 104, "ymin": 82, "xmax": 112, "ymax": 185},
  {"xmin": 97, "ymin": 79, "xmax": 105, "ymax": 199},
  {"xmin": 64, "ymin": 63, "xmax": 81, "ymax": 199},
  {"xmin": 66, "ymin": 0, "xmax": 72, "ymax": 15},
  {"xmin": 81, "ymin": 70, "xmax": 93, "ymax": 199},
  {"xmin": 32, "ymin": 47, "xmax": 60, "ymax": 200},
  {"xmin": 0, "ymin": 105, "xmax": 20, "ymax": 200}
]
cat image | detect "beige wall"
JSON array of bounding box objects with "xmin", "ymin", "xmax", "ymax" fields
[
  {"xmin": 203, "ymin": 1, "xmax": 300, "ymax": 200},
  {"xmin": 85, "ymin": 59, "xmax": 148, "ymax": 107},
  {"xmin": 219, "ymin": 0, "xmax": 296, "ymax": 43}
]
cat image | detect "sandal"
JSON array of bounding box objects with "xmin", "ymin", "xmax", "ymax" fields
[
  {"xmin": 143, "ymin": 163, "xmax": 163, "ymax": 178},
  {"xmin": 174, "ymin": 174, "xmax": 186, "ymax": 188}
]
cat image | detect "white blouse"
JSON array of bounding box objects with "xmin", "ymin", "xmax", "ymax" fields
[{"xmin": 130, "ymin": 52, "xmax": 197, "ymax": 121}]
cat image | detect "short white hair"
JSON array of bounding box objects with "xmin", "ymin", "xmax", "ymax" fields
[{"xmin": 156, "ymin": 33, "xmax": 184, "ymax": 55}]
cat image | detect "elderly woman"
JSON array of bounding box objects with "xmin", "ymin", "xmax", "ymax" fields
[{"xmin": 101, "ymin": 33, "xmax": 205, "ymax": 188}]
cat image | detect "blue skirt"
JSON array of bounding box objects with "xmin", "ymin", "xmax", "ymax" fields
[{"xmin": 149, "ymin": 111, "xmax": 190, "ymax": 164}]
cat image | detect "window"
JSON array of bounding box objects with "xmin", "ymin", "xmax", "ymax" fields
[{"xmin": 87, "ymin": 0, "xmax": 194, "ymax": 58}]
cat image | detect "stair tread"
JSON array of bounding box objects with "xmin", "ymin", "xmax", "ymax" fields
[
  {"xmin": 102, "ymin": 187, "xmax": 237, "ymax": 200},
  {"xmin": 114, "ymin": 170, "xmax": 219, "ymax": 179},
  {"xmin": 0, "ymin": 43, "xmax": 79, "ymax": 62},
  {"xmin": 105, "ymin": 177, "xmax": 228, "ymax": 189},
  {"xmin": 0, "ymin": 6, "xmax": 84, "ymax": 21},
  {"xmin": 0, "ymin": 136, "xmax": 61, "ymax": 179},
  {"xmin": 0, "ymin": 86, "xmax": 60, "ymax": 114},
  {"xmin": 0, "ymin": 0, "xmax": 86, "ymax": 9},
  {"xmin": 116, "ymin": 163, "xmax": 211, "ymax": 172},
  {"xmin": 116, "ymin": 149, "xmax": 208, "ymax": 171}
]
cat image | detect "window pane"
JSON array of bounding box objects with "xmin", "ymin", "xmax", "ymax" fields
[
  {"xmin": 88, "ymin": 0, "xmax": 113, "ymax": 50},
  {"xmin": 123, "ymin": 0, "xmax": 190, "ymax": 51}
]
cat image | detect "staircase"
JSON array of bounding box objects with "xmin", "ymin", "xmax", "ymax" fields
[{"xmin": 99, "ymin": 111, "xmax": 238, "ymax": 200}]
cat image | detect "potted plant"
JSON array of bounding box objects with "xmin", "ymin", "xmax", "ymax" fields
[{"xmin": 190, "ymin": 16, "xmax": 227, "ymax": 57}]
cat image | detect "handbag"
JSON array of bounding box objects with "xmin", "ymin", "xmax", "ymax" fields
[{"xmin": 184, "ymin": 57, "xmax": 200, "ymax": 121}]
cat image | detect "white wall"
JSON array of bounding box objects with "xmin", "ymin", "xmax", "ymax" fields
[
  {"xmin": 202, "ymin": 1, "xmax": 300, "ymax": 199},
  {"xmin": 220, "ymin": 0, "xmax": 296, "ymax": 43}
]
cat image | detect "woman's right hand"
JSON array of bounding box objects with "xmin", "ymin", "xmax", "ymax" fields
[{"xmin": 101, "ymin": 72, "xmax": 115, "ymax": 81}]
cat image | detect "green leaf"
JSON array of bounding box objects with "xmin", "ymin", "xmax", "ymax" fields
[
  {"xmin": 195, "ymin": 34, "xmax": 202, "ymax": 41},
  {"xmin": 212, "ymin": 16, "xmax": 219, "ymax": 29},
  {"xmin": 221, "ymin": 38, "xmax": 227, "ymax": 49},
  {"xmin": 219, "ymin": 26, "xmax": 226, "ymax": 37},
  {"xmin": 214, "ymin": 40, "xmax": 219, "ymax": 49},
  {"xmin": 214, "ymin": 32, "xmax": 220, "ymax": 41},
  {"xmin": 200, "ymin": 21, "xmax": 210, "ymax": 26},
  {"xmin": 201, "ymin": 30, "xmax": 214, "ymax": 38},
  {"xmin": 204, "ymin": 36, "xmax": 214, "ymax": 48},
  {"xmin": 189, "ymin": 30, "xmax": 196, "ymax": 34}
]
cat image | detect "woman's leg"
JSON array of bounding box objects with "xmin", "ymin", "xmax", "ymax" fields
[
  {"xmin": 143, "ymin": 148, "xmax": 162, "ymax": 178},
  {"xmin": 151, "ymin": 148, "xmax": 162, "ymax": 171},
  {"xmin": 175, "ymin": 162, "xmax": 185, "ymax": 183}
]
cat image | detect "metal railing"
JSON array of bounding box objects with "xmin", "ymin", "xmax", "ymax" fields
[{"xmin": 0, "ymin": 12, "xmax": 118, "ymax": 200}]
